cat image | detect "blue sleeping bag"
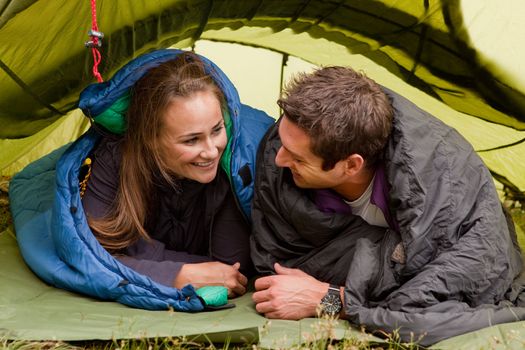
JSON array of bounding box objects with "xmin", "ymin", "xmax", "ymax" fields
[{"xmin": 9, "ymin": 49, "xmax": 274, "ymax": 310}]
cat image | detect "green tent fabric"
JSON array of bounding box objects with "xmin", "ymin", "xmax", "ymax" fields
[
  {"xmin": 2, "ymin": 0, "xmax": 525, "ymax": 134},
  {"xmin": 2, "ymin": 0, "xmax": 525, "ymax": 347},
  {"xmin": 1, "ymin": 0, "xmax": 524, "ymax": 194}
]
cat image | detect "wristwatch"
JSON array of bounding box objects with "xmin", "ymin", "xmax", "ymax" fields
[{"xmin": 319, "ymin": 284, "xmax": 342, "ymax": 316}]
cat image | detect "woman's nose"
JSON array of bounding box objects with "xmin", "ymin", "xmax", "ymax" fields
[{"xmin": 200, "ymin": 138, "xmax": 219, "ymax": 158}]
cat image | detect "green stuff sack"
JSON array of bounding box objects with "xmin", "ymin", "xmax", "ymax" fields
[{"xmin": 196, "ymin": 286, "xmax": 228, "ymax": 308}]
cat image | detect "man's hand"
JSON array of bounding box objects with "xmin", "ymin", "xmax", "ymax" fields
[
  {"xmin": 174, "ymin": 261, "xmax": 248, "ymax": 297},
  {"xmin": 252, "ymin": 262, "xmax": 329, "ymax": 319}
]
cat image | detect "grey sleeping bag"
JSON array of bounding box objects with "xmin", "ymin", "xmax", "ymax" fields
[{"xmin": 250, "ymin": 88, "xmax": 525, "ymax": 346}]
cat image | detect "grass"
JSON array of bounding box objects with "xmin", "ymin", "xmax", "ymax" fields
[
  {"xmin": 0, "ymin": 176, "xmax": 10, "ymax": 232},
  {"xmin": 0, "ymin": 329, "xmax": 424, "ymax": 350}
]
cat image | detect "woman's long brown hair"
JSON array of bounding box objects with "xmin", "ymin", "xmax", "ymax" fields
[{"xmin": 89, "ymin": 53, "xmax": 225, "ymax": 251}]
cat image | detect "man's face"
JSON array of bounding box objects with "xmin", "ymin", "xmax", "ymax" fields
[{"xmin": 275, "ymin": 116, "xmax": 347, "ymax": 189}]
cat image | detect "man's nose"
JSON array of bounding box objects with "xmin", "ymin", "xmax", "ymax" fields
[{"xmin": 275, "ymin": 146, "xmax": 290, "ymax": 168}]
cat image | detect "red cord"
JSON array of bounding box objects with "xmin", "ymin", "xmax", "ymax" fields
[
  {"xmin": 90, "ymin": 0, "xmax": 103, "ymax": 82},
  {"xmin": 91, "ymin": 47, "xmax": 103, "ymax": 83}
]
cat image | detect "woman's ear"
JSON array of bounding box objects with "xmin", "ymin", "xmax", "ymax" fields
[{"xmin": 344, "ymin": 154, "xmax": 365, "ymax": 176}]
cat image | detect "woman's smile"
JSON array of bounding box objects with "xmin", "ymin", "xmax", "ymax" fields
[{"xmin": 160, "ymin": 90, "xmax": 227, "ymax": 183}]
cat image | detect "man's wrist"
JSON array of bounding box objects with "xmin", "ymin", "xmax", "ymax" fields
[
  {"xmin": 308, "ymin": 282, "xmax": 330, "ymax": 317},
  {"xmin": 319, "ymin": 284, "xmax": 343, "ymax": 317}
]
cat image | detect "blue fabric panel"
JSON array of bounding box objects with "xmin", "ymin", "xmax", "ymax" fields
[
  {"xmin": 231, "ymin": 105, "xmax": 275, "ymax": 219},
  {"xmin": 10, "ymin": 146, "xmax": 69, "ymax": 285}
]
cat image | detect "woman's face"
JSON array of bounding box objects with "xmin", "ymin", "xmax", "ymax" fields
[{"xmin": 160, "ymin": 90, "xmax": 227, "ymax": 183}]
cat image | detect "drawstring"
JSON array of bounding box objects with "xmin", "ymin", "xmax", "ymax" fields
[
  {"xmin": 79, "ymin": 157, "xmax": 92, "ymax": 198},
  {"xmin": 85, "ymin": 0, "xmax": 104, "ymax": 82}
]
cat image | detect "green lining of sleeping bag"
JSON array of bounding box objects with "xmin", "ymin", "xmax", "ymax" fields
[
  {"xmin": 93, "ymin": 94, "xmax": 130, "ymax": 134},
  {"xmin": 219, "ymin": 108, "xmax": 233, "ymax": 178}
]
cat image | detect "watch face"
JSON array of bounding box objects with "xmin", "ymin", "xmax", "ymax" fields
[{"xmin": 321, "ymin": 290, "xmax": 342, "ymax": 316}]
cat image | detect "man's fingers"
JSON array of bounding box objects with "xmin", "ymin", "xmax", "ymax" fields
[
  {"xmin": 254, "ymin": 300, "xmax": 290, "ymax": 320},
  {"xmin": 274, "ymin": 262, "xmax": 286, "ymax": 274},
  {"xmin": 274, "ymin": 262, "xmax": 306, "ymax": 277},
  {"xmin": 274, "ymin": 262, "xmax": 297, "ymax": 275},
  {"xmin": 232, "ymin": 262, "xmax": 240, "ymax": 270},
  {"xmin": 254, "ymin": 276, "xmax": 273, "ymax": 291},
  {"xmin": 254, "ymin": 300, "xmax": 274, "ymax": 314},
  {"xmin": 252, "ymin": 289, "xmax": 270, "ymax": 304}
]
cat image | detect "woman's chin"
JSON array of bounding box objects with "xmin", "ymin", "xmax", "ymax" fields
[{"xmin": 188, "ymin": 164, "xmax": 219, "ymax": 183}]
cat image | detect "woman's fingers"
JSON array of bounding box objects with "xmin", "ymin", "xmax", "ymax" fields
[
  {"xmin": 224, "ymin": 268, "xmax": 248, "ymax": 297},
  {"xmin": 230, "ymin": 282, "xmax": 246, "ymax": 297},
  {"xmin": 173, "ymin": 261, "xmax": 249, "ymax": 296},
  {"xmin": 237, "ymin": 270, "xmax": 248, "ymax": 286}
]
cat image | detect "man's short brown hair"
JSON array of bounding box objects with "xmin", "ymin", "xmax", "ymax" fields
[{"xmin": 278, "ymin": 66, "xmax": 393, "ymax": 170}]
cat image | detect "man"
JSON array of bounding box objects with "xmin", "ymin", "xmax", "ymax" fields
[{"xmin": 250, "ymin": 66, "xmax": 525, "ymax": 345}]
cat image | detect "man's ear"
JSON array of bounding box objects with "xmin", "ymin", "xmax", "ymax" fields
[{"xmin": 344, "ymin": 154, "xmax": 365, "ymax": 176}]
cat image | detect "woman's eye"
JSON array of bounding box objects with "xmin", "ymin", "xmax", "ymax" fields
[
  {"xmin": 212, "ymin": 125, "xmax": 224, "ymax": 135},
  {"xmin": 183, "ymin": 138, "xmax": 197, "ymax": 145}
]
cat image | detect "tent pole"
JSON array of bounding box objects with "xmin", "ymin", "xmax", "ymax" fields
[
  {"xmin": 278, "ymin": 53, "xmax": 289, "ymax": 115},
  {"xmin": 0, "ymin": 59, "xmax": 65, "ymax": 115}
]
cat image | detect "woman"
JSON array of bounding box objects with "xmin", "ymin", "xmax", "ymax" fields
[{"xmin": 81, "ymin": 51, "xmax": 273, "ymax": 298}]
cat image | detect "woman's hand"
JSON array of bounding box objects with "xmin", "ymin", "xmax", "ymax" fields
[{"xmin": 174, "ymin": 261, "xmax": 248, "ymax": 297}]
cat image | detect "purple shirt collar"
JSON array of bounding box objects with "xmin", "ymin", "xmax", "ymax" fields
[{"xmin": 312, "ymin": 164, "xmax": 398, "ymax": 230}]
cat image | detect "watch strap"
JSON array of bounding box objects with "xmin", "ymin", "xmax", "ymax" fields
[{"xmin": 328, "ymin": 284, "xmax": 340, "ymax": 293}]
